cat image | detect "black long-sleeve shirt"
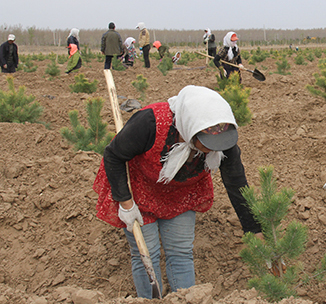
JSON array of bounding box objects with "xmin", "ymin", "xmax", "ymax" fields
[{"xmin": 103, "ymin": 108, "xmax": 261, "ymax": 233}]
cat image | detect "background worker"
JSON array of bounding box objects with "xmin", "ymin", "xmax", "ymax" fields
[
  {"xmin": 136, "ymin": 22, "xmax": 151, "ymax": 68},
  {"xmin": 93, "ymin": 85, "xmax": 262, "ymax": 299},
  {"xmin": 101, "ymin": 22, "xmax": 123, "ymax": 69},
  {"xmin": 67, "ymin": 28, "xmax": 80, "ymax": 52},
  {"xmin": 214, "ymin": 31, "xmax": 244, "ymax": 80},
  {"xmin": 122, "ymin": 37, "xmax": 137, "ymax": 67},
  {"xmin": 65, "ymin": 28, "xmax": 82, "ymax": 73},
  {"xmin": 153, "ymin": 40, "xmax": 168, "ymax": 59},
  {"xmin": 0, "ymin": 34, "xmax": 19, "ymax": 73},
  {"xmin": 203, "ymin": 28, "xmax": 217, "ymax": 57}
]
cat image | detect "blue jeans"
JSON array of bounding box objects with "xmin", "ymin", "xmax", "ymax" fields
[{"xmin": 124, "ymin": 211, "xmax": 196, "ymax": 299}]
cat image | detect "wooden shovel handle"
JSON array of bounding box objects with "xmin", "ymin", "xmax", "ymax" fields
[
  {"xmin": 195, "ymin": 51, "xmax": 242, "ymax": 69},
  {"xmin": 103, "ymin": 69, "xmax": 162, "ymax": 299}
]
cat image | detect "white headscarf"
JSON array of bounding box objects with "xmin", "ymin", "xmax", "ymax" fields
[
  {"xmin": 203, "ymin": 28, "xmax": 211, "ymax": 39},
  {"xmin": 157, "ymin": 85, "xmax": 238, "ymax": 183},
  {"xmin": 136, "ymin": 22, "xmax": 146, "ymax": 30},
  {"xmin": 124, "ymin": 37, "xmax": 136, "ymax": 48},
  {"xmin": 223, "ymin": 31, "xmax": 238, "ymax": 60},
  {"xmin": 68, "ymin": 28, "xmax": 80, "ymax": 41}
]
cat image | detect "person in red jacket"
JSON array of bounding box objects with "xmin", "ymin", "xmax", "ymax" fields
[{"xmin": 93, "ymin": 85, "xmax": 262, "ymax": 299}]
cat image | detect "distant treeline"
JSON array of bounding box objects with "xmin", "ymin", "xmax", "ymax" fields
[{"xmin": 1, "ymin": 24, "xmax": 326, "ymax": 48}]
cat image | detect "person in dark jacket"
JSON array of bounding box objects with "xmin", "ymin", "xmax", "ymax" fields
[
  {"xmin": 214, "ymin": 31, "xmax": 244, "ymax": 81},
  {"xmin": 203, "ymin": 28, "xmax": 217, "ymax": 57},
  {"xmin": 0, "ymin": 34, "xmax": 19, "ymax": 73},
  {"xmin": 101, "ymin": 22, "xmax": 123, "ymax": 69}
]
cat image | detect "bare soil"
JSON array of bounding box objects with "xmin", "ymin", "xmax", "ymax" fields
[{"xmin": 0, "ymin": 47, "xmax": 326, "ymax": 304}]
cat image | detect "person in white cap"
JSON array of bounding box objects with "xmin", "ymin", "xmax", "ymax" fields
[
  {"xmin": 93, "ymin": 85, "xmax": 262, "ymax": 299},
  {"xmin": 0, "ymin": 34, "xmax": 19, "ymax": 73},
  {"xmin": 214, "ymin": 31, "xmax": 244, "ymax": 81},
  {"xmin": 135, "ymin": 22, "xmax": 150, "ymax": 68}
]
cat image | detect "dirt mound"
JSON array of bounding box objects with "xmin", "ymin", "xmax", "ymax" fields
[{"xmin": 1, "ymin": 49, "xmax": 326, "ymax": 303}]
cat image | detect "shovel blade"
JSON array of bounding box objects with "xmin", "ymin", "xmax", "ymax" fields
[
  {"xmin": 252, "ymin": 68, "xmax": 266, "ymax": 81},
  {"xmin": 152, "ymin": 283, "xmax": 162, "ymax": 299}
]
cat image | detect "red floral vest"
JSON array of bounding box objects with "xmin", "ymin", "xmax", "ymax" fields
[{"xmin": 93, "ymin": 102, "xmax": 214, "ymax": 228}]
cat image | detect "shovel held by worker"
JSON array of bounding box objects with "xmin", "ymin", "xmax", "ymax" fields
[
  {"xmin": 195, "ymin": 51, "xmax": 266, "ymax": 82},
  {"xmin": 103, "ymin": 69, "xmax": 162, "ymax": 299}
]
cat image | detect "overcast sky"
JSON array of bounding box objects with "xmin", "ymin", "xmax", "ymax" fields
[{"xmin": 1, "ymin": 0, "xmax": 326, "ymax": 31}]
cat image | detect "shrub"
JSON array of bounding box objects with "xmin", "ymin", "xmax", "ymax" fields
[
  {"xmin": 60, "ymin": 97, "xmax": 115, "ymax": 154},
  {"xmin": 0, "ymin": 76, "xmax": 43, "ymax": 123},
  {"xmin": 69, "ymin": 73, "xmax": 98, "ymax": 94}
]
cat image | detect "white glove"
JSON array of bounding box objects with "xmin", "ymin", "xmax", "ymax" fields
[
  {"xmin": 204, "ymin": 37, "xmax": 209, "ymax": 42},
  {"xmin": 239, "ymin": 64, "xmax": 245, "ymax": 70},
  {"xmin": 118, "ymin": 200, "xmax": 144, "ymax": 232}
]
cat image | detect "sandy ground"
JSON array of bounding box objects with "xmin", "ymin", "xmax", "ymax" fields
[{"xmin": 0, "ymin": 46, "xmax": 326, "ymax": 304}]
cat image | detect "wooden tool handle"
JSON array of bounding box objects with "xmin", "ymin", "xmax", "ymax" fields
[{"xmin": 195, "ymin": 51, "xmax": 242, "ymax": 69}]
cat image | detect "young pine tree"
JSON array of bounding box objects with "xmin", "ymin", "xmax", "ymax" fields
[
  {"xmin": 45, "ymin": 59, "xmax": 60, "ymax": 77},
  {"xmin": 275, "ymin": 55, "xmax": 291, "ymax": 75},
  {"xmin": 306, "ymin": 58, "xmax": 326, "ymax": 100},
  {"xmin": 219, "ymin": 73, "xmax": 252, "ymax": 126},
  {"xmin": 240, "ymin": 165, "xmax": 326, "ymax": 302},
  {"xmin": 131, "ymin": 74, "xmax": 149, "ymax": 102},
  {"xmin": 60, "ymin": 97, "xmax": 114, "ymax": 154},
  {"xmin": 69, "ymin": 73, "xmax": 98, "ymax": 94},
  {"xmin": 0, "ymin": 76, "xmax": 43, "ymax": 123},
  {"xmin": 157, "ymin": 56, "xmax": 173, "ymax": 76}
]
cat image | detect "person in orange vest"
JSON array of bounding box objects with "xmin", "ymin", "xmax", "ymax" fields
[{"xmin": 153, "ymin": 40, "xmax": 168, "ymax": 59}]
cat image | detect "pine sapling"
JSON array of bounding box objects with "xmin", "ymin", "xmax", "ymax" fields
[
  {"xmin": 112, "ymin": 55, "xmax": 126, "ymax": 71},
  {"xmin": 219, "ymin": 73, "xmax": 252, "ymax": 126},
  {"xmin": 240, "ymin": 165, "xmax": 326, "ymax": 302},
  {"xmin": 45, "ymin": 59, "xmax": 60, "ymax": 77},
  {"xmin": 306, "ymin": 59, "xmax": 326, "ymax": 100},
  {"xmin": 275, "ymin": 55, "xmax": 291, "ymax": 75},
  {"xmin": 131, "ymin": 74, "xmax": 149, "ymax": 102},
  {"xmin": 0, "ymin": 76, "xmax": 43, "ymax": 123},
  {"xmin": 60, "ymin": 97, "xmax": 114, "ymax": 154},
  {"xmin": 69, "ymin": 73, "xmax": 98, "ymax": 94},
  {"xmin": 23, "ymin": 57, "xmax": 38, "ymax": 73},
  {"xmin": 157, "ymin": 56, "xmax": 173, "ymax": 75}
]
